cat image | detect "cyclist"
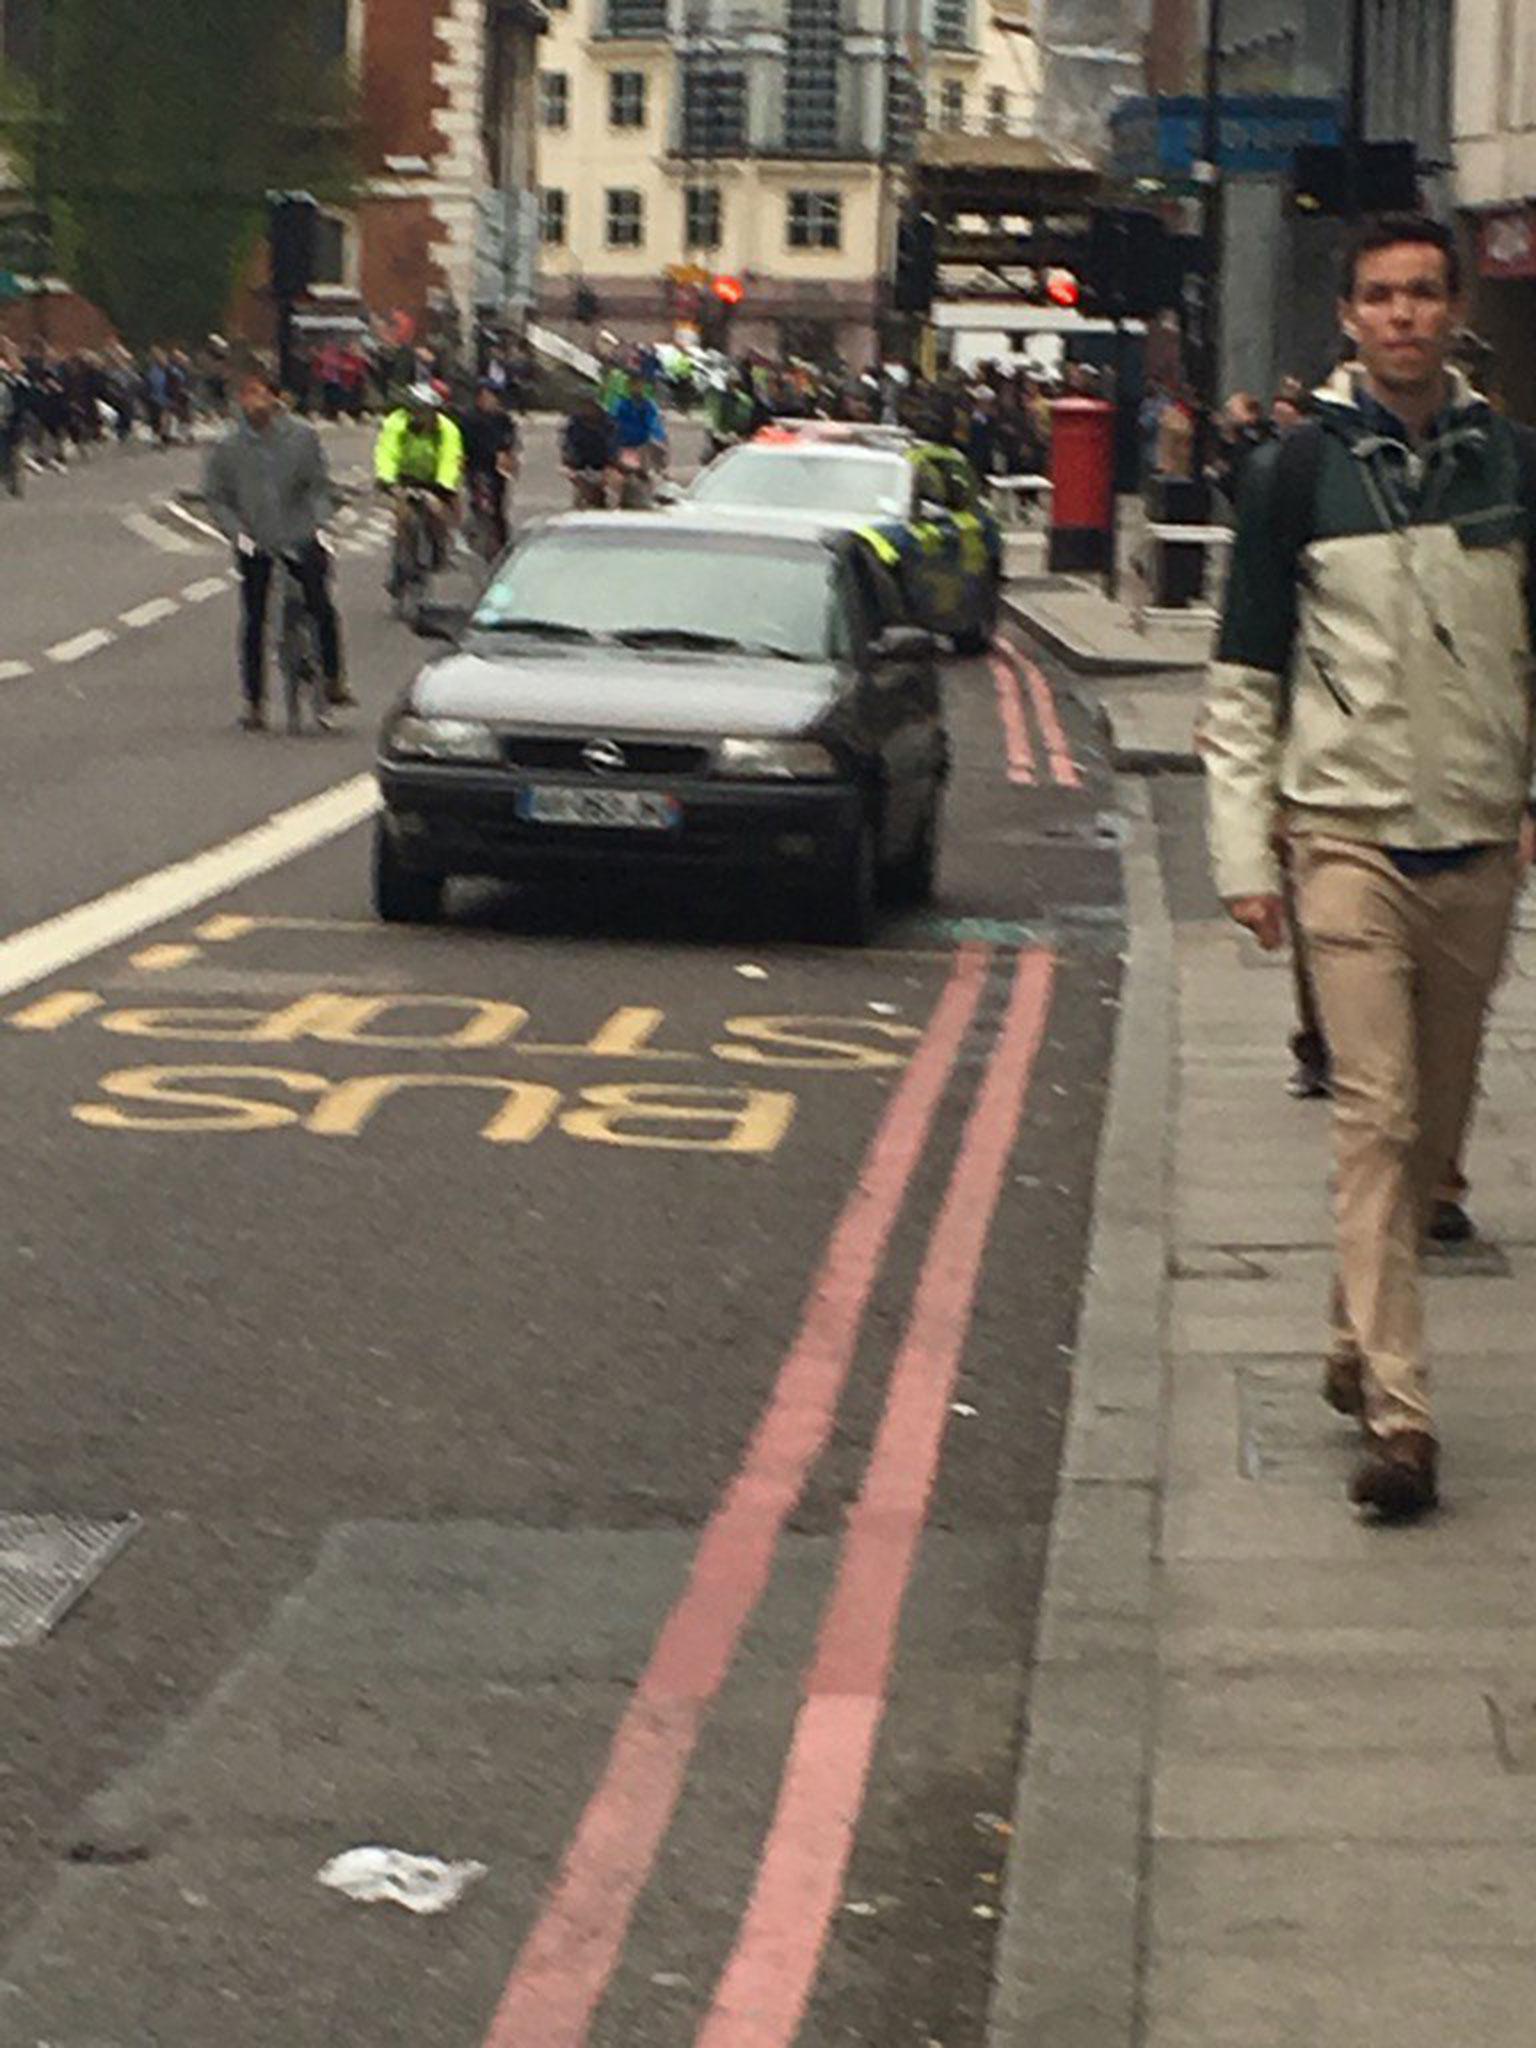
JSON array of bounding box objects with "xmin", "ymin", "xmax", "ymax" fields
[
  {"xmin": 203, "ymin": 366, "xmax": 349, "ymax": 731},
  {"xmin": 560, "ymin": 392, "xmax": 621, "ymax": 508},
  {"xmin": 610, "ymin": 370, "xmax": 667, "ymax": 507},
  {"xmin": 458, "ymin": 380, "xmax": 520, "ymax": 557},
  {"xmin": 374, "ymin": 381, "xmax": 465, "ymax": 593}
]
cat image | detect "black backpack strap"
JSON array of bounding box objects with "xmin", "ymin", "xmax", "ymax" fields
[{"xmin": 1272, "ymin": 420, "xmax": 1326, "ymax": 569}]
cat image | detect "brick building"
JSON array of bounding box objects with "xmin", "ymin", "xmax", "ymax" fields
[{"xmin": 0, "ymin": 0, "xmax": 545, "ymax": 355}]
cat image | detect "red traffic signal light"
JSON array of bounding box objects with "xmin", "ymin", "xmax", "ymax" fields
[
  {"xmin": 711, "ymin": 274, "xmax": 744, "ymax": 306},
  {"xmin": 1045, "ymin": 268, "xmax": 1081, "ymax": 309}
]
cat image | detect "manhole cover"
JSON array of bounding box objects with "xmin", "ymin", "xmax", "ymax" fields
[{"xmin": 0, "ymin": 1515, "xmax": 140, "ymax": 1648}]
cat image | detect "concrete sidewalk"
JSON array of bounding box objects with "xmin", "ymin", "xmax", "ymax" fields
[
  {"xmin": 990, "ymin": 786, "xmax": 1536, "ymax": 2048},
  {"xmin": 1004, "ymin": 575, "xmax": 1210, "ymax": 772}
]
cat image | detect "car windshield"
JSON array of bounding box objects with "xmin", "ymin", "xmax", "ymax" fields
[
  {"xmin": 690, "ymin": 448, "xmax": 909, "ymax": 518},
  {"xmin": 473, "ymin": 531, "xmax": 837, "ymax": 661}
]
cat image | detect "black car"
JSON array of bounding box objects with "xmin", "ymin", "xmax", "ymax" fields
[{"xmin": 374, "ymin": 512, "xmax": 948, "ymax": 943}]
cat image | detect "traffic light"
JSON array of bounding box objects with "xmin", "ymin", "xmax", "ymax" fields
[
  {"xmin": 1291, "ymin": 142, "xmax": 1419, "ymax": 216},
  {"xmin": 1086, "ymin": 208, "xmax": 1178, "ymax": 318},
  {"xmin": 711, "ymin": 274, "xmax": 744, "ymax": 307},
  {"xmin": 268, "ymin": 192, "xmax": 319, "ymax": 301},
  {"xmin": 893, "ymin": 209, "xmax": 937, "ymax": 315},
  {"xmin": 1045, "ymin": 268, "xmax": 1081, "ymax": 309}
]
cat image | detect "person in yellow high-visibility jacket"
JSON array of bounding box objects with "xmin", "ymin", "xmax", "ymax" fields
[{"xmin": 374, "ymin": 382, "xmax": 465, "ymax": 592}]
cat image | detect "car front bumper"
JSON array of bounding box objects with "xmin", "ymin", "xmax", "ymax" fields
[{"xmin": 377, "ymin": 762, "xmax": 864, "ymax": 884}]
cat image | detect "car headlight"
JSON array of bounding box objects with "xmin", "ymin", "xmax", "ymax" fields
[
  {"xmin": 387, "ymin": 714, "xmax": 500, "ymax": 764},
  {"xmin": 716, "ymin": 737, "xmax": 840, "ymax": 780}
]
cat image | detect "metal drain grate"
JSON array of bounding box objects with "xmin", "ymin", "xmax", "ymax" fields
[{"xmin": 0, "ymin": 1515, "xmax": 141, "ymax": 1648}]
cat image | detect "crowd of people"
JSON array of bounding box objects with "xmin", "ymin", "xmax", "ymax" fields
[{"xmin": 0, "ymin": 339, "xmax": 225, "ymax": 489}]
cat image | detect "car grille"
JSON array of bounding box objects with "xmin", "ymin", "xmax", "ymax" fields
[{"xmin": 501, "ymin": 736, "xmax": 712, "ymax": 776}]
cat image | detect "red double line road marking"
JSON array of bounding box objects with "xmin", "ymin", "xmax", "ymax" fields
[
  {"xmin": 481, "ymin": 944, "xmax": 991, "ymax": 2048},
  {"xmin": 694, "ymin": 946, "xmax": 1056, "ymax": 2048},
  {"xmin": 1002, "ymin": 643, "xmax": 1083, "ymax": 791},
  {"xmin": 990, "ymin": 652, "xmax": 1037, "ymax": 785}
]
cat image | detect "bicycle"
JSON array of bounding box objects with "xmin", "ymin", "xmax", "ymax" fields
[
  {"xmin": 465, "ymin": 470, "xmax": 507, "ymax": 566},
  {"xmin": 278, "ymin": 554, "xmax": 332, "ymax": 736},
  {"xmin": 387, "ymin": 485, "xmax": 438, "ymax": 624}
]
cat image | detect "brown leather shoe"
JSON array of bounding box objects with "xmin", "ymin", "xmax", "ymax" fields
[
  {"xmin": 1322, "ymin": 1349, "xmax": 1366, "ymax": 1419},
  {"xmin": 1348, "ymin": 1431, "xmax": 1439, "ymax": 1520}
]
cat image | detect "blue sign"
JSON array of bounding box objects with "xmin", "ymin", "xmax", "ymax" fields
[{"xmin": 1111, "ymin": 95, "xmax": 1341, "ymax": 180}]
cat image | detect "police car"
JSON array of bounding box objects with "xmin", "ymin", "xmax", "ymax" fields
[{"xmin": 683, "ymin": 438, "xmax": 1002, "ymax": 655}]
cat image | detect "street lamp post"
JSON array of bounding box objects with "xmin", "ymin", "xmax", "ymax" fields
[{"xmin": 1191, "ymin": 0, "xmax": 1223, "ymax": 490}]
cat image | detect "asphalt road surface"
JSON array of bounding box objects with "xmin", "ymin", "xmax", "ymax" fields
[{"xmin": 0, "ymin": 418, "xmax": 1122, "ymax": 2048}]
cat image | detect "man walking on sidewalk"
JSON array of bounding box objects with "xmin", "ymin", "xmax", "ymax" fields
[{"xmin": 1201, "ymin": 214, "xmax": 1536, "ymax": 1520}]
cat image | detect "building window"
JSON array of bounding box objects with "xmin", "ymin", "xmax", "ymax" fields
[
  {"xmin": 318, "ymin": 0, "xmax": 350, "ymax": 61},
  {"xmin": 681, "ymin": 62, "xmax": 748, "ymax": 153},
  {"xmin": 685, "ymin": 185, "xmax": 722, "ymax": 250},
  {"xmin": 312, "ymin": 212, "xmax": 349, "ymax": 285},
  {"xmin": 609, "ymin": 70, "xmax": 647, "ymax": 127},
  {"xmin": 939, "ymin": 79, "xmax": 964, "ymax": 131},
  {"xmin": 540, "ymin": 71, "xmax": 570, "ymax": 129},
  {"xmin": 605, "ymin": 0, "xmax": 667, "ymax": 34},
  {"xmin": 932, "ymin": 0, "xmax": 969, "ymax": 48},
  {"xmin": 787, "ymin": 189, "xmax": 840, "ymax": 251},
  {"xmin": 987, "ymin": 85, "xmax": 1008, "ymax": 134},
  {"xmin": 606, "ymin": 188, "xmax": 645, "ymax": 247},
  {"xmin": 784, "ymin": 0, "xmax": 842, "ymax": 154},
  {"xmin": 540, "ymin": 188, "xmax": 568, "ymax": 246}
]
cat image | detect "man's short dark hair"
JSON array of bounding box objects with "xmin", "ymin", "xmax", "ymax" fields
[
  {"xmin": 240, "ymin": 365, "xmax": 282, "ymax": 395},
  {"xmin": 1341, "ymin": 214, "xmax": 1461, "ymax": 300}
]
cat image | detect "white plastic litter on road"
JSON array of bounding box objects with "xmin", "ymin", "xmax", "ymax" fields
[{"xmin": 317, "ymin": 1846, "xmax": 488, "ymax": 1915}]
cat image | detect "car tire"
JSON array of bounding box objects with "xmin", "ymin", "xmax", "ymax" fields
[
  {"xmin": 881, "ymin": 792, "xmax": 941, "ymax": 907},
  {"xmin": 811, "ymin": 810, "xmax": 879, "ymax": 946},
  {"xmin": 954, "ymin": 574, "xmax": 1000, "ymax": 656},
  {"xmin": 373, "ymin": 820, "xmax": 446, "ymax": 925}
]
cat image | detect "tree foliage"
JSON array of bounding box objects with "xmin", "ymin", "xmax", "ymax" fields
[{"xmin": 2, "ymin": 0, "xmax": 361, "ymax": 344}]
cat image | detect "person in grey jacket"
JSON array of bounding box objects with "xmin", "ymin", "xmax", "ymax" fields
[{"xmin": 203, "ymin": 367, "xmax": 352, "ymax": 729}]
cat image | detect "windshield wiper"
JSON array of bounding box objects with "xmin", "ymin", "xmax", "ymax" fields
[
  {"xmin": 612, "ymin": 627, "xmax": 812, "ymax": 661},
  {"xmin": 472, "ymin": 617, "xmax": 600, "ymax": 640}
]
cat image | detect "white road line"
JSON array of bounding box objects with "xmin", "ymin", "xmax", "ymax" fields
[
  {"xmin": 47, "ymin": 629, "xmax": 116, "ymax": 665},
  {"xmin": 121, "ymin": 509, "xmax": 199, "ymax": 555},
  {"xmin": 0, "ymin": 660, "xmax": 34, "ymax": 683},
  {"xmin": 0, "ymin": 777, "xmax": 379, "ymax": 1002},
  {"xmin": 120, "ymin": 598, "xmax": 181, "ymax": 629},
  {"xmin": 180, "ymin": 576, "xmax": 231, "ymax": 603},
  {"xmin": 162, "ymin": 498, "xmax": 227, "ymax": 545}
]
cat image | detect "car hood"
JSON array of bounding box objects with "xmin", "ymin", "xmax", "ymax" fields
[{"xmin": 412, "ymin": 643, "xmax": 841, "ymax": 736}]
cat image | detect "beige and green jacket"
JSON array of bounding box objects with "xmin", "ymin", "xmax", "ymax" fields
[{"xmin": 1202, "ymin": 368, "xmax": 1536, "ymax": 900}]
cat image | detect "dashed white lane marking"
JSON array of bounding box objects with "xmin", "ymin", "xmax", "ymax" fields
[
  {"xmin": 47, "ymin": 628, "xmax": 116, "ymax": 665},
  {"xmin": 0, "ymin": 776, "xmax": 379, "ymax": 1001},
  {"xmin": 162, "ymin": 498, "xmax": 227, "ymax": 545},
  {"xmin": 180, "ymin": 576, "xmax": 231, "ymax": 603},
  {"xmin": 0, "ymin": 660, "xmax": 34, "ymax": 683},
  {"xmin": 121, "ymin": 509, "xmax": 199, "ymax": 555},
  {"xmin": 120, "ymin": 598, "xmax": 181, "ymax": 629}
]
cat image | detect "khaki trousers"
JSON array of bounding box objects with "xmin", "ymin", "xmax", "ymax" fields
[{"xmin": 1293, "ymin": 836, "xmax": 1520, "ymax": 1438}]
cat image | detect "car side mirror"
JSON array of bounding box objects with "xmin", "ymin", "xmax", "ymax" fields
[
  {"xmin": 414, "ymin": 602, "xmax": 470, "ymax": 643},
  {"xmin": 871, "ymin": 624, "xmax": 938, "ymax": 665}
]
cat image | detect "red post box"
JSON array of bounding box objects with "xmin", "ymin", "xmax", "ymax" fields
[{"xmin": 1048, "ymin": 397, "xmax": 1116, "ymax": 575}]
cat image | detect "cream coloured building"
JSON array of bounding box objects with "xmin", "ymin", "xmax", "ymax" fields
[{"xmin": 533, "ymin": 0, "xmax": 1040, "ymax": 361}]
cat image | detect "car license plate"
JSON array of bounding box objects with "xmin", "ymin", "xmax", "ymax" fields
[{"xmin": 518, "ymin": 786, "xmax": 680, "ymax": 831}]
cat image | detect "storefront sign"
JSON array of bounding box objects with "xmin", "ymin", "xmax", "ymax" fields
[{"xmin": 1111, "ymin": 95, "xmax": 1341, "ymax": 181}]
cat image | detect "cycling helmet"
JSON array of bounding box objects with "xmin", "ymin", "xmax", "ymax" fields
[{"xmin": 406, "ymin": 380, "xmax": 442, "ymax": 409}]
